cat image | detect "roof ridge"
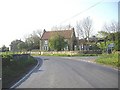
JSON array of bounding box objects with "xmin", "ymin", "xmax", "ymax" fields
[
  {"xmin": 41, "ymin": 28, "xmax": 74, "ymax": 40},
  {"xmin": 46, "ymin": 29, "xmax": 73, "ymax": 32}
]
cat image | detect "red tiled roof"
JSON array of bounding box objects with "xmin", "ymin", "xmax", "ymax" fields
[{"xmin": 41, "ymin": 29, "xmax": 74, "ymax": 40}]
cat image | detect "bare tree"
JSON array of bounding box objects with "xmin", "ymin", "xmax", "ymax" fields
[
  {"xmin": 102, "ymin": 21, "xmax": 119, "ymax": 41},
  {"xmin": 35, "ymin": 29, "xmax": 43, "ymax": 53},
  {"xmin": 76, "ymin": 17, "xmax": 93, "ymax": 41},
  {"xmin": 35, "ymin": 30, "xmax": 43, "ymax": 39},
  {"xmin": 76, "ymin": 21, "xmax": 85, "ymax": 39},
  {"xmin": 103, "ymin": 21, "xmax": 118, "ymax": 33}
]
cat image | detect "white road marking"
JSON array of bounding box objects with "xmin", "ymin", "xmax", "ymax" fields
[
  {"xmin": 10, "ymin": 58, "xmax": 41, "ymax": 88},
  {"xmin": 38, "ymin": 59, "xmax": 45, "ymax": 71}
]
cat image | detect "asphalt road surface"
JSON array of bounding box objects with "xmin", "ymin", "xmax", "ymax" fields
[{"xmin": 16, "ymin": 56, "xmax": 118, "ymax": 88}]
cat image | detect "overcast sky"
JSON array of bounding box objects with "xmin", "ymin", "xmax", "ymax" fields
[{"xmin": 0, "ymin": 0, "xmax": 119, "ymax": 47}]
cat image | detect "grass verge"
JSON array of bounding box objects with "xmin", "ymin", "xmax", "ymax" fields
[
  {"xmin": 2, "ymin": 54, "xmax": 37, "ymax": 89},
  {"xmin": 31, "ymin": 53, "xmax": 99, "ymax": 57},
  {"xmin": 95, "ymin": 52, "xmax": 120, "ymax": 68}
]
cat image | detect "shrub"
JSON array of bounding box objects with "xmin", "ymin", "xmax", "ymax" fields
[{"xmin": 2, "ymin": 54, "xmax": 37, "ymax": 88}]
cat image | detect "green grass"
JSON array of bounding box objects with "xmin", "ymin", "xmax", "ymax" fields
[
  {"xmin": 0, "ymin": 51, "xmax": 20, "ymax": 55},
  {"xmin": 95, "ymin": 52, "xmax": 119, "ymax": 68},
  {"xmin": 32, "ymin": 53, "xmax": 98, "ymax": 57},
  {"xmin": 2, "ymin": 54, "xmax": 37, "ymax": 88}
]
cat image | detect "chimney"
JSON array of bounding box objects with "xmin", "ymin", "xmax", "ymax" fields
[
  {"xmin": 43, "ymin": 29, "xmax": 46, "ymax": 32},
  {"xmin": 71, "ymin": 27, "xmax": 74, "ymax": 31}
]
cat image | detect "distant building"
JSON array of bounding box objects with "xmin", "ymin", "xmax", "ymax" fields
[
  {"xmin": 78, "ymin": 36, "xmax": 99, "ymax": 51},
  {"xmin": 40, "ymin": 28, "xmax": 76, "ymax": 51}
]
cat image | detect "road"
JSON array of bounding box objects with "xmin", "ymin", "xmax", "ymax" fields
[{"xmin": 16, "ymin": 56, "xmax": 118, "ymax": 88}]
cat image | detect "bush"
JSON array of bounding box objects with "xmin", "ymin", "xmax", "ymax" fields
[
  {"xmin": 2, "ymin": 54, "xmax": 37, "ymax": 88},
  {"xmin": 49, "ymin": 35, "xmax": 67, "ymax": 51}
]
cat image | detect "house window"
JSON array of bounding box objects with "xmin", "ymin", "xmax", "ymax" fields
[
  {"xmin": 44, "ymin": 40, "xmax": 48, "ymax": 45},
  {"xmin": 44, "ymin": 46, "xmax": 48, "ymax": 51}
]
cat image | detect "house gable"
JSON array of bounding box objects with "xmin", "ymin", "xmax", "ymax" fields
[{"xmin": 40, "ymin": 28, "xmax": 76, "ymax": 51}]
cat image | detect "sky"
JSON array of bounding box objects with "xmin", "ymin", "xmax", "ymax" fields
[{"xmin": 0, "ymin": 0, "xmax": 119, "ymax": 47}]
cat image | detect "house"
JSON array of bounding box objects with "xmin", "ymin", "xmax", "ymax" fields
[
  {"xmin": 40, "ymin": 28, "xmax": 76, "ymax": 51},
  {"xmin": 78, "ymin": 39, "xmax": 89, "ymax": 51},
  {"xmin": 78, "ymin": 36, "xmax": 99, "ymax": 51}
]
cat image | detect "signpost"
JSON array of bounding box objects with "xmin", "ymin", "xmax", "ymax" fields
[{"xmin": 107, "ymin": 43, "xmax": 114, "ymax": 54}]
